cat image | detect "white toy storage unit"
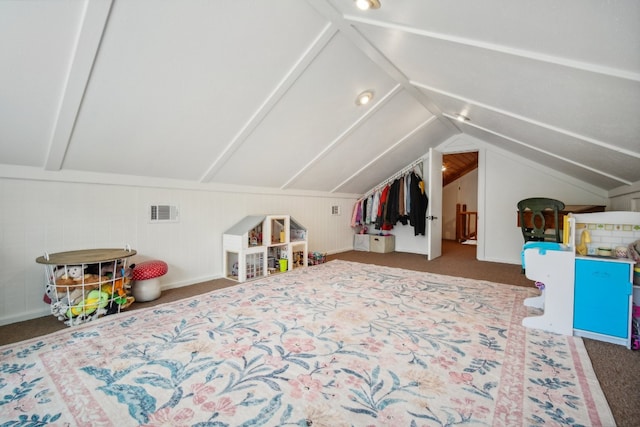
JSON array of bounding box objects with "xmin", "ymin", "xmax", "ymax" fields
[{"xmin": 223, "ymin": 215, "xmax": 308, "ymax": 282}]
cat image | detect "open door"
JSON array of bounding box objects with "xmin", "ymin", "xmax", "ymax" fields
[{"xmin": 427, "ymin": 148, "xmax": 443, "ymax": 260}]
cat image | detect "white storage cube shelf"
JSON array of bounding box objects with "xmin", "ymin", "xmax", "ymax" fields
[{"xmin": 223, "ymin": 215, "xmax": 308, "ymax": 282}]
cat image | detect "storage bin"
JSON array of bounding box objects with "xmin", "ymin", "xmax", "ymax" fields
[
  {"xmin": 354, "ymin": 234, "xmax": 370, "ymax": 251},
  {"xmin": 370, "ymin": 235, "xmax": 395, "ymax": 253},
  {"xmin": 308, "ymin": 252, "xmax": 327, "ymax": 265},
  {"xmin": 36, "ymin": 247, "xmax": 136, "ymax": 326}
]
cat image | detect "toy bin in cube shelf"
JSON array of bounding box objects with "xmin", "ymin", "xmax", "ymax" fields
[
  {"xmin": 308, "ymin": 251, "xmax": 327, "ymax": 265},
  {"xmin": 354, "ymin": 234, "xmax": 370, "ymax": 251},
  {"xmin": 370, "ymin": 235, "xmax": 395, "ymax": 253},
  {"xmin": 36, "ymin": 247, "xmax": 137, "ymax": 326}
]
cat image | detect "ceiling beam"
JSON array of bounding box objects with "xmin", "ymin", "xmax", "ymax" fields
[
  {"xmin": 345, "ymin": 15, "xmax": 640, "ymax": 83},
  {"xmin": 447, "ymin": 114, "xmax": 634, "ymax": 186},
  {"xmin": 44, "ymin": 0, "xmax": 113, "ymax": 171},
  {"xmin": 307, "ymin": 0, "xmax": 460, "ymax": 134},
  {"xmin": 331, "ymin": 115, "xmax": 437, "ymax": 193},
  {"xmin": 282, "ymin": 84, "xmax": 403, "ymax": 190},
  {"xmin": 199, "ymin": 22, "xmax": 337, "ymax": 183},
  {"xmin": 421, "ymin": 82, "xmax": 640, "ymax": 160}
]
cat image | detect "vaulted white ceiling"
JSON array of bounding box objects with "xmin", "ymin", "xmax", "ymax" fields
[{"xmin": 1, "ymin": 0, "xmax": 638, "ymax": 194}]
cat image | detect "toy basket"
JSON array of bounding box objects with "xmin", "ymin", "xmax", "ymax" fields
[
  {"xmin": 308, "ymin": 251, "xmax": 327, "ymax": 266},
  {"xmin": 36, "ymin": 246, "xmax": 137, "ymax": 326}
]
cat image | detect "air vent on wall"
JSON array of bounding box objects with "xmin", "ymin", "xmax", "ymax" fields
[
  {"xmin": 331, "ymin": 205, "xmax": 341, "ymax": 216},
  {"xmin": 150, "ymin": 205, "xmax": 179, "ymax": 223}
]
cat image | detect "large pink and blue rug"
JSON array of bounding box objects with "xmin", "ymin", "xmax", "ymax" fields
[{"xmin": 1, "ymin": 260, "xmax": 614, "ymax": 426}]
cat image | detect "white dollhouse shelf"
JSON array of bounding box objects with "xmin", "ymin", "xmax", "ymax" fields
[{"xmin": 223, "ymin": 215, "xmax": 308, "ymax": 282}]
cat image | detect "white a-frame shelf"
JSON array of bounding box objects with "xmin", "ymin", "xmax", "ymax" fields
[{"xmin": 222, "ymin": 215, "xmax": 308, "ymax": 282}]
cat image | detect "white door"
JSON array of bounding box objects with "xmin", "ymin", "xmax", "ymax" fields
[{"xmin": 427, "ymin": 148, "xmax": 443, "ymax": 260}]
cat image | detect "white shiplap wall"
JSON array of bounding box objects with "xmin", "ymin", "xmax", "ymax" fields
[
  {"xmin": 608, "ymin": 181, "xmax": 640, "ymax": 212},
  {"xmin": 442, "ymin": 169, "xmax": 479, "ymax": 241},
  {"xmin": 0, "ymin": 136, "xmax": 625, "ymax": 326},
  {"xmin": 481, "ymin": 146, "xmax": 610, "ymax": 264},
  {"xmin": 0, "ymin": 175, "xmax": 357, "ymax": 325}
]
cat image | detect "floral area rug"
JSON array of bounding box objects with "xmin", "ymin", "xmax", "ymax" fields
[{"xmin": 1, "ymin": 260, "xmax": 614, "ymax": 426}]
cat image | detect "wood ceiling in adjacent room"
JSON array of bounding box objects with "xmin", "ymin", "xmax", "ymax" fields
[{"xmin": 442, "ymin": 152, "xmax": 478, "ymax": 187}]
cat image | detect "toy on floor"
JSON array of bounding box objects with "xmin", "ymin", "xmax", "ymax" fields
[{"xmin": 632, "ymin": 305, "xmax": 640, "ymax": 351}]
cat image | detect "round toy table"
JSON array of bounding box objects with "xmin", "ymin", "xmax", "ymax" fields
[{"xmin": 36, "ymin": 248, "xmax": 137, "ymax": 266}]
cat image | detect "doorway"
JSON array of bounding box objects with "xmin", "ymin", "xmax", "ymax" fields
[{"xmin": 441, "ymin": 151, "xmax": 479, "ymax": 250}]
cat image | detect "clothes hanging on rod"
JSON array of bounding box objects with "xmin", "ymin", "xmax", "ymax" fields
[
  {"xmin": 409, "ymin": 171, "xmax": 428, "ymax": 235},
  {"xmin": 351, "ymin": 159, "xmax": 428, "ymax": 235},
  {"xmin": 362, "ymin": 159, "xmax": 423, "ymax": 200},
  {"xmin": 365, "ymin": 193, "xmax": 373, "ymax": 224}
]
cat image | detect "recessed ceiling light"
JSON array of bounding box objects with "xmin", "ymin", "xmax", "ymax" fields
[
  {"xmin": 355, "ymin": 90, "xmax": 374, "ymax": 106},
  {"xmin": 355, "ymin": 0, "xmax": 381, "ymax": 11}
]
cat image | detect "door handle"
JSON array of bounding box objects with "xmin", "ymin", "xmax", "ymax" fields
[{"xmin": 426, "ymin": 216, "xmax": 438, "ymax": 220}]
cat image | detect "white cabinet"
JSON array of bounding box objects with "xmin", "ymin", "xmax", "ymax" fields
[
  {"xmin": 573, "ymin": 257, "xmax": 634, "ymax": 347},
  {"xmin": 223, "ymin": 215, "xmax": 308, "ymax": 282}
]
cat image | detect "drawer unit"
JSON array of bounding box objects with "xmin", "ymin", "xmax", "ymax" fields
[
  {"xmin": 574, "ymin": 258, "xmax": 632, "ymax": 344},
  {"xmin": 370, "ymin": 235, "xmax": 395, "ymax": 253}
]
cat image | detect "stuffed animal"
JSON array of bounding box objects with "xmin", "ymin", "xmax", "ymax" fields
[
  {"xmin": 66, "ymin": 290, "xmax": 109, "ymax": 318},
  {"xmin": 54, "ymin": 265, "xmax": 88, "ymax": 287},
  {"xmin": 55, "ymin": 265, "xmax": 86, "ymax": 280},
  {"xmin": 100, "ymin": 261, "xmax": 122, "ymax": 278},
  {"xmin": 43, "ymin": 282, "xmax": 57, "ymax": 304},
  {"xmin": 48, "ymin": 288, "xmax": 83, "ymax": 320},
  {"xmin": 50, "ymin": 301, "xmax": 68, "ymax": 321},
  {"xmin": 100, "ymin": 276, "xmax": 130, "ymax": 305},
  {"xmin": 100, "ymin": 261, "xmax": 135, "ymax": 278},
  {"xmin": 628, "ymin": 240, "xmax": 640, "ymax": 262}
]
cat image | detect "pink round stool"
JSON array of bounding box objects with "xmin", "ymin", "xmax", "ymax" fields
[{"xmin": 132, "ymin": 260, "xmax": 168, "ymax": 302}]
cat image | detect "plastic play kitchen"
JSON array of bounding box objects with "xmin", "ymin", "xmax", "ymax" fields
[{"xmin": 521, "ymin": 211, "xmax": 640, "ymax": 349}]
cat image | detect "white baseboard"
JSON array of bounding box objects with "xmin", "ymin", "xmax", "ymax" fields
[{"xmin": 0, "ymin": 307, "xmax": 51, "ymax": 327}]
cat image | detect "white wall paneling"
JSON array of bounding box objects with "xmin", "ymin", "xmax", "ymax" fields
[{"xmin": 0, "ymin": 176, "xmax": 356, "ymax": 326}]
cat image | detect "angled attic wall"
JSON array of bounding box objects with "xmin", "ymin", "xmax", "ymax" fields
[
  {"xmin": 438, "ymin": 134, "xmax": 609, "ymax": 265},
  {"xmin": 481, "ymin": 145, "xmax": 608, "ymax": 264},
  {"xmin": 608, "ymin": 181, "xmax": 640, "ymax": 211}
]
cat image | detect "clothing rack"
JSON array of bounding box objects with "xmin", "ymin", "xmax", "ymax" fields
[{"xmin": 361, "ymin": 159, "xmax": 423, "ymax": 199}]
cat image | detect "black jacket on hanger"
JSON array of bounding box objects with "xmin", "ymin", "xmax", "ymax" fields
[
  {"xmin": 409, "ymin": 172, "xmax": 429, "ymax": 236},
  {"xmin": 385, "ymin": 179, "xmax": 401, "ymax": 227}
]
